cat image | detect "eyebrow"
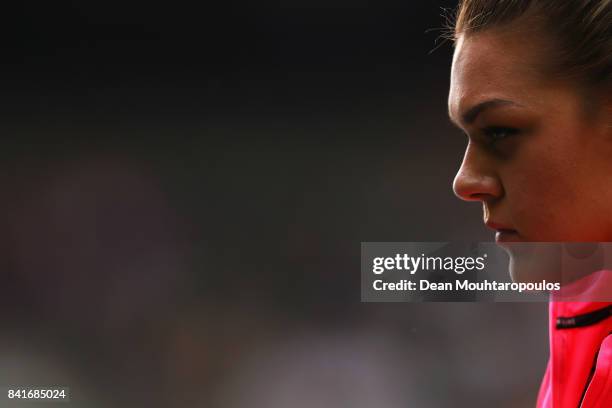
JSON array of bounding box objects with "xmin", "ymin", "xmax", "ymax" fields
[{"xmin": 452, "ymin": 98, "xmax": 520, "ymax": 126}]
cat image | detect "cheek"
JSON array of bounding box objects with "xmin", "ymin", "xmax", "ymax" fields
[{"xmin": 501, "ymin": 126, "xmax": 599, "ymax": 240}]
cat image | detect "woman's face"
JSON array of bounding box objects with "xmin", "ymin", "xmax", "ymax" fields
[{"xmin": 449, "ymin": 28, "xmax": 612, "ymax": 243}]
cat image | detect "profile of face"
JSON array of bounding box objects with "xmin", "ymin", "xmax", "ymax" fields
[
  {"xmin": 448, "ymin": 26, "xmax": 612, "ymax": 284},
  {"xmin": 449, "ymin": 27, "xmax": 612, "ymax": 244}
]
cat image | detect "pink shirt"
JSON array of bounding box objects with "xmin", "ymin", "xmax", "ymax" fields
[{"xmin": 537, "ymin": 271, "xmax": 612, "ymax": 408}]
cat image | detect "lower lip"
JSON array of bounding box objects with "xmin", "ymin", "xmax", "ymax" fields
[{"xmin": 495, "ymin": 230, "xmax": 521, "ymax": 243}]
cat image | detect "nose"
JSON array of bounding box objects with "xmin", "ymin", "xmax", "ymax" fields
[{"xmin": 453, "ymin": 143, "xmax": 502, "ymax": 202}]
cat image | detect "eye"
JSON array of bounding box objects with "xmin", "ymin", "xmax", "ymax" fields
[{"xmin": 482, "ymin": 126, "xmax": 519, "ymax": 143}]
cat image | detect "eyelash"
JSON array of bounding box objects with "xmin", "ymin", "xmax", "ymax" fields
[{"xmin": 482, "ymin": 126, "xmax": 519, "ymax": 143}]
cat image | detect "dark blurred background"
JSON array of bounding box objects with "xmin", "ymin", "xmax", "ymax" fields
[{"xmin": 1, "ymin": 1, "xmax": 548, "ymax": 407}]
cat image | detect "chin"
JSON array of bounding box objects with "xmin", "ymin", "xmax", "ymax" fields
[{"xmin": 504, "ymin": 242, "xmax": 607, "ymax": 284}]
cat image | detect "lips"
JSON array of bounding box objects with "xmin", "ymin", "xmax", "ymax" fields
[
  {"xmin": 485, "ymin": 221, "xmax": 520, "ymax": 243},
  {"xmin": 494, "ymin": 230, "xmax": 521, "ymax": 243}
]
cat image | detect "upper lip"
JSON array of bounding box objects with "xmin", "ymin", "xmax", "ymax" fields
[{"xmin": 485, "ymin": 221, "xmax": 517, "ymax": 233}]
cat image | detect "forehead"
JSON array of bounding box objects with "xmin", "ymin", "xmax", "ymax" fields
[{"xmin": 448, "ymin": 29, "xmax": 544, "ymax": 123}]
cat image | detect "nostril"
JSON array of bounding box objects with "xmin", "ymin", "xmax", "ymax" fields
[{"xmin": 469, "ymin": 192, "xmax": 492, "ymax": 201}]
